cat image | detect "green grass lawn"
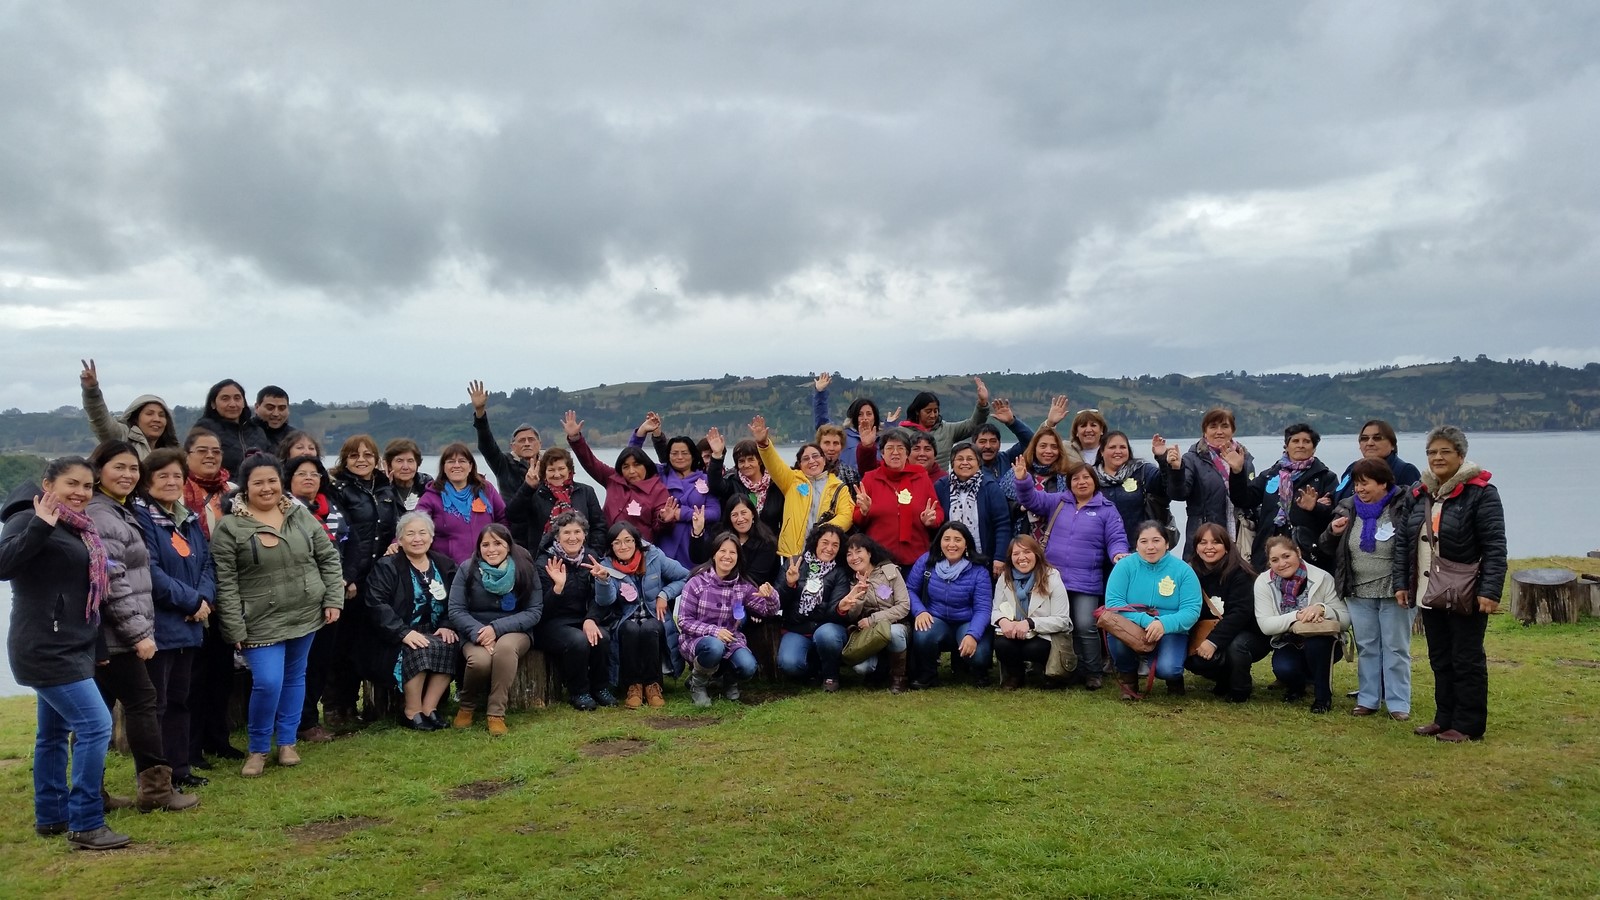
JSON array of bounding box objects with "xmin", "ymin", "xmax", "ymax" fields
[{"xmin": 3, "ymin": 563, "xmax": 1599, "ymax": 898}]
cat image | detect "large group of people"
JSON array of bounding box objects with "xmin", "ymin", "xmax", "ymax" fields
[{"xmin": 2, "ymin": 363, "xmax": 1507, "ymax": 851}]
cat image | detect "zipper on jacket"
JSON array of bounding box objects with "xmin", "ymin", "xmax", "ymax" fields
[{"xmin": 54, "ymin": 592, "xmax": 64, "ymax": 632}]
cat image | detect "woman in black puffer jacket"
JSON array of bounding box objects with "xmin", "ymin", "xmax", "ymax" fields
[{"xmin": 1392, "ymin": 425, "xmax": 1506, "ymax": 744}]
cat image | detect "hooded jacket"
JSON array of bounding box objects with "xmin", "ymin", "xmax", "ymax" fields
[
  {"xmin": 1013, "ymin": 475, "xmax": 1129, "ymax": 594},
  {"xmin": 211, "ymin": 498, "xmax": 346, "ymax": 645},
  {"xmin": 1, "ymin": 482, "xmax": 124, "ymax": 687},
  {"xmin": 82, "ymin": 386, "xmax": 177, "ymax": 460},
  {"xmin": 134, "ymin": 496, "xmax": 214, "ymax": 652},
  {"xmin": 1391, "ymin": 463, "xmax": 1507, "ymax": 603},
  {"xmin": 85, "ymin": 492, "xmax": 156, "ymax": 655}
]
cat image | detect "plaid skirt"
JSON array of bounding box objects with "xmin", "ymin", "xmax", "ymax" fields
[{"xmin": 395, "ymin": 635, "xmax": 460, "ymax": 688}]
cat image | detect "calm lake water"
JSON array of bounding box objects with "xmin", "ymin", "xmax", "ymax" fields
[{"xmin": 2, "ymin": 432, "xmax": 1596, "ymax": 696}]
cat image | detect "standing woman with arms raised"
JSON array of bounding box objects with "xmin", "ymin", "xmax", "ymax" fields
[
  {"xmin": 2, "ymin": 457, "xmax": 133, "ymax": 849},
  {"xmin": 133, "ymin": 448, "xmax": 215, "ymax": 791},
  {"xmin": 78, "ymin": 359, "xmax": 177, "ymax": 459},
  {"xmin": 415, "ymin": 442, "xmax": 507, "ymax": 564},
  {"xmin": 749, "ymin": 416, "xmax": 854, "ymax": 561},
  {"xmin": 563, "ymin": 410, "xmax": 673, "ymax": 538},
  {"xmin": 1392, "ymin": 426, "xmax": 1506, "ymax": 743},
  {"xmin": 194, "ymin": 379, "xmax": 271, "ymax": 477},
  {"xmin": 901, "ymin": 377, "xmax": 991, "ymax": 468},
  {"xmin": 211, "ymin": 456, "xmax": 345, "ymax": 776},
  {"xmin": 705, "ymin": 431, "xmax": 786, "ymax": 539},
  {"xmin": 633, "ymin": 429, "xmax": 719, "ymax": 568},
  {"xmin": 1158, "ymin": 408, "xmax": 1255, "ymax": 558},
  {"xmin": 86, "ymin": 441, "xmax": 199, "ymax": 813}
]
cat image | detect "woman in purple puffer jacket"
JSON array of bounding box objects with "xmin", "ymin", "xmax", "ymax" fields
[{"xmin": 1012, "ymin": 456, "xmax": 1129, "ymax": 690}]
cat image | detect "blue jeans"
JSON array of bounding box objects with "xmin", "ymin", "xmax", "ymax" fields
[
  {"xmin": 1271, "ymin": 636, "xmax": 1337, "ymax": 705},
  {"xmin": 34, "ymin": 678, "xmax": 113, "ymax": 832},
  {"xmin": 1068, "ymin": 592, "xmax": 1104, "ymax": 675},
  {"xmin": 1345, "ymin": 596, "xmax": 1415, "ymax": 714},
  {"xmin": 693, "ymin": 637, "xmax": 757, "ymax": 681},
  {"xmin": 777, "ymin": 624, "xmax": 848, "ymax": 680},
  {"xmin": 849, "ymin": 624, "xmax": 909, "ymax": 675},
  {"xmin": 242, "ymin": 632, "xmax": 316, "ymax": 753},
  {"xmin": 1106, "ymin": 631, "xmax": 1189, "ymax": 679},
  {"xmin": 911, "ymin": 617, "xmax": 993, "ymax": 683}
]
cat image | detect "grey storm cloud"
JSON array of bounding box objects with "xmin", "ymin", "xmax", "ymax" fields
[{"xmin": 1, "ymin": 0, "xmax": 1598, "ymax": 406}]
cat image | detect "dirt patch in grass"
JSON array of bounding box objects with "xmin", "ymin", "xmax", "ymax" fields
[
  {"xmin": 515, "ymin": 822, "xmax": 541, "ymax": 835},
  {"xmin": 644, "ymin": 716, "xmax": 718, "ymax": 731},
  {"xmin": 735, "ymin": 690, "xmax": 787, "ymax": 706},
  {"xmin": 1487, "ymin": 657, "xmax": 1523, "ymax": 667},
  {"xmin": 580, "ymin": 738, "xmax": 652, "ymax": 758},
  {"xmin": 447, "ymin": 778, "xmax": 520, "ymax": 801},
  {"xmin": 0, "ymin": 757, "xmax": 25, "ymax": 769},
  {"xmin": 286, "ymin": 815, "xmax": 387, "ymax": 841},
  {"xmin": 1553, "ymin": 658, "xmax": 1600, "ymax": 669}
]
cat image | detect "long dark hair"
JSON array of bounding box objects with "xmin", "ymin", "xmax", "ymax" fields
[
  {"xmin": 723, "ymin": 494, "xmax": 777, "ymax": 549},
  {"xmin": 203, "ymin": 379, "xmax": 247, "ymax": 423},
  {"xmin": 430, "ymin": 442, "xmax": 488, "ymax": 493},
  {"xmin": 690, "ymin": 532, "xmax": 751, "ymax": 583},
  {"xmin": 844, "ymin": 533, "xmax": 895, "ymax": 572},
  {"xmin": 88, "ymin": 440, "xmax": 141, "ymax": 483},
  {"xmin": 664, "ymin": 435, "xmax": 704, "ymax": 473},
  {"xmin": 926, "ymin": 521, "xmax": 978, "ymax": 565},
  {"xmin": 845, "ymin": 397, "xmax": 883, "ymax": 433},
  {"xmin": 1187, "ymin": 521, "xmax": 1255, "ymax": 582},
  {"xmin": 470, "ymin": 523, "xmax": 537, "ymax": 599}
]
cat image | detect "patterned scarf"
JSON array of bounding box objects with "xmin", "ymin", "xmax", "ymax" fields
[
  {"xmin": 545, "ymin": 482, "xmax": 574, "ymax": 535},
  {"xmin": 739, "ymin": 470, "xmax": 773, "ymax": 513},
  {"xmin": 947, "ymin": 475, "xmax": 983, "ymax": 554},
  {"xmin": 441, "ymin": 481, "xmax": 475, "ymax": 523},
  {"xmin": 54, "ymin": 504, "xmax": 109, "ymax": 623},
  {"xmin": 1354, "ymin": 486, "xmax": 1402, "ymax": 553},
  {"xmin": 1273, "ymin": 455, "xmax": 1314, "ymax": 526},
  {"xmin": 796, "ymin": 554, "xmax": 836, "ymax": 617},
  {"xmin": 1269, "ymin": 565, "xmax": 1308, "ymax": 614},
  {"xmin": 304, "ymin": 493, "xmax": 335, "ymax": 540},
  {"xmin": 1094, "ymin": 459, "xmax": 1140, "ymax": 490},
  {"xmin": 184, "ymin": 467, "xmax": 231, "ymax": 538}
]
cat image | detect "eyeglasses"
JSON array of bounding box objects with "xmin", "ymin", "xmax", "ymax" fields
[
  {"xmin": 189, "ymin": 448, "xmax": 222, "ymax": 457},
  {"xmin": 1358, "ymin": 434, "xmax": 1386, "ymax": 443},
  {"xmin": 348, "ymin": 451, "xmax": 377, "ymax": 460},
  {"xmin": 798, "ymin": 453, "xmax": 826, "ymax": 463}
]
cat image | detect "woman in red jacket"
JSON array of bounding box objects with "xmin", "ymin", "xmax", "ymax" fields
[
  {"xmin": 562, "ymin": 411, "xmax": 672, "ymax": 541},
  {"xmin": 853, "ymin": 425, "xmax": 943, "ymax": 567}
]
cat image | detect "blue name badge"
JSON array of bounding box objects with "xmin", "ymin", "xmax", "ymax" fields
[{"xmin": 1265, "ymin": 475, "xmax": 1280, "ymax": 493}]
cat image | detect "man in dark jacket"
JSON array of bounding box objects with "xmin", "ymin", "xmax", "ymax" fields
[
  {"xmin": 250, "ymin": 386, "xmax": 293, "ymax": 449},
  {"xmin": 468, "ymin": 380, "xmax": 540, "ymax": 544}
]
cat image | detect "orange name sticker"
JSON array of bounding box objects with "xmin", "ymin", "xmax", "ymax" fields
[
  {"xmin": 170, "ymin": 532, "xmax": 192, "ymax": 558},
  {"xmin": 471, "ymin": 497, "xmax": 488, "ymax": 514}
]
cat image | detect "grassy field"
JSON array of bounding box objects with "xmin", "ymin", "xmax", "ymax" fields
[{"xmin": 2, "ymin": 561, "xmax": 1599, "ymax": 898}]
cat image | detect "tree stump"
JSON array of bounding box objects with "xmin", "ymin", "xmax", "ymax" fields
[
  {"xmin": 1581, "ymin": 575, "xmax": 1600, "ymax": 617},
  {"xmin": 506, "ymin": 649, "xmax": 562, "ymax": 710},
  {"xmin": 1510, "ymin": 568, "xmax": 1584, "ymax": 625},
  {"xmin": 744, "ymin": 619, "xmax": 782, "ymax": 681}
]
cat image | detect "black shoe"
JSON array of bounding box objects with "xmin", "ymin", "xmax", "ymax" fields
[
  {"xmin": 191, "ymin": 756, "xmax": 214, "ymax": 771},
  {"xmin": 403, "ymin": 713, "xmax": 436, "ymax": 731},
  {"xmin": 210, "ymin": 745, "xmax": 247, "ymax": 760},
  {"xmin": 1166, "ymin": 678, "xmax": 1187, "ymax": 696},
  {"xmin": 971, "ymin": 672, "xmax": 993, "ymax": 688},
  {"xmin": 1226, "ymin": 692, "xmax": 1250, "ymax": 704},
  {"xmin": 1282, "ymin": 691, "xmax": 1305, "ymax": 705},
  {"xmin": 1310, "ymin": 700, "xmax": 1331, "ymax": 714},
  {"xmin": 909, "ymin": 677, "xmax": 939, "ymax": 691},
  {"xmin": 425, "ymin": 711, "xmax": 447, "ymax": 730},
  {"xmin": 35, "ymin": 822, "xmax": 67, "ymax": 837},
  {"xmin": 68, "ymin": 826, "xmax": 131, "ymax": 851},
  {"xmin": 175, "ymin": 774, "xmax": 209, "ymax": 789},
  {"xmin": 594, "ymin": 688, "xmax": 619, "ymax": 708},
  {"xmin": 571, "ymin": 694, "xmax": 598, "ymax": 712}
]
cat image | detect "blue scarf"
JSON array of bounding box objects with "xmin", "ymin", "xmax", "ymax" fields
[
  {"xmin": 479, "ymin": 559, "xmax": 517, "ymax": 610},
  {"xmin": 1012, "ymin": 570, "xmax": 1036, "ymax": 618},
  {"xmin": 933, "ymin": 558, "xmax": 969, "ymax": 582},
  {"xmin": 441, "ymin": 481, "xmax": 476, "ymax": 523},
  {"xmin": 1354, "ymin": 486, "xmax": 1402, "ymax": 553}
]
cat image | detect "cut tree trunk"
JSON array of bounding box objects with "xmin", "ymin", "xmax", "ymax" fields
[
  {"xmin": 1510, "ymin": 568, "xmax": 1584, "ymax": 625},
  {"xmin": 506, "ymin": 649, "xmax": 561, "ymax": 710}
]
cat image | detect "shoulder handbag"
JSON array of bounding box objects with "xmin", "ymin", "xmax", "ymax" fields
[
  {"xmin": 1045, "ymin": 634, "xmax": 1078, "ymax": 678},
  {"xmin": 1420, "ymin": 495, "xmax": 1480, "ymax": 616},
  {"xmin": 1288, "ymin": 618, "xmax": 1343, "ymax": 637},
  {"xmin": 842, "ymin": 618, "xmax": 893, "ymax": 665},
  {"xmin": 1094, "ymin": 604, "xmax": 1158, "ymax": 654}
]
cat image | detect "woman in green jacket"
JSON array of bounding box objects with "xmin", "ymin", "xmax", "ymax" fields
[{"xmin": 211, "ymin": 455, "xmax": 344, "ymax": 777}]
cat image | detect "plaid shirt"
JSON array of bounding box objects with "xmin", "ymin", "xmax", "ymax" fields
[{"xmin": 674, "ymin": 569, "xmax": 779, "ymax": 660}]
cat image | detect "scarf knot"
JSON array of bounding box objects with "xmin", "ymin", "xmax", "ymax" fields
[
  {"xmin": 479, "ymin": 558, "xmax": 517, "ymax": 609},
  {"xmin": 441, "ymin": 482, "xmax": 476, "ymax": 523},
  {"xmin": 1270, "ymin": 565, "xmax": 1309, "ymax": 614},
  {"xmin": 1353, "ymin": 486, "xmax": 1401, "ymax": 552}
]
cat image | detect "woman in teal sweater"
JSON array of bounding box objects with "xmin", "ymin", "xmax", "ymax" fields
[{"xmin": 1102, "ymin": 521, "xmax": 1202, "ymax": 699}]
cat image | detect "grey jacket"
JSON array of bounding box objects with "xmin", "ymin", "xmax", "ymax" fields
[
  {"xmin": 82, "ymin": 385, "xmax": 176, "ymax": 460},
  {"xmin": 85, "ymin": 493, "xmax": 155, "ymax": 654}
]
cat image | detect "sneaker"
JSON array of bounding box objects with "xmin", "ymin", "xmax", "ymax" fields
[
  {"xmin": 570, "ymin": 694, "xmax": 598, "ymax": 712},
  {"xmin": 67, "ymin": 825, "xmax": 131, "ymax": 851},
  {"xmin": 595, "ymin": 688, "xmax": 619, "ymax": 708}
]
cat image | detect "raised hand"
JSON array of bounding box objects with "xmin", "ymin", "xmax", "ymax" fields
[
  {"xmin": 990, "ymin": 398, "xmax": 1014, "ymax": 424},
  {"xmin": 467, "ymin": 380, "xmax": 488, "ymax": 415},
  {"xmin": 1165, "ymin": 446, "xmax": 1183, "ymax": 470},
  {"xmin": 1151, "ymin": 434, "xmax": 1168, "ymax": 460},
  {"xmin": 919, "ymin": 498, "xmax": 940, "ymax": 526},
  {"xmin": 584, "ymin": 556, "xmax": 611, "ymax": 581},
  {"xmin": 885, "ymin": 407, "xmax": 902, "ymax": 424},
  {"xmin": 1296, "ymin": 485, "xmax": 1321, "ymax": 511},
  {"xmin": 814, "ymin": 371, "xmax": 832, "ymax": 392},
  {"xmin": 786, "ymin": 556, "xmax": 801, "ymax": 587},
  {"xmin": 544, "ymin": 556, "xmax": 567, "ymax": 593},
  {"xmin": 749, "ymin": 414, "xmax": 769, "ymax": 445},
  {"xmin": 659, "ymin": 497, "xmax": 681, "ymax": 524},
  {"xmin": 636, "ymin": 412, "xmax": 662, "ymax": 437},
  {"xmin": 32, "ymin": 492, "xmax": 60, "ymax": 527},
  {"xmin": 562, "ymin": 410, "xmax": 584, "ymax": 439},
  {"xmin": 974, "ymin": 377, "xmax": 990, "ymax": 406},
  {"xmin": 1045, "ymin": 395, "xmax": 1070, "ymax": 427},
  {"xmin": 79, "ymin": 359, "xmax": 98, "ymax": 390},
  {"xmin": 690, "ymin": 504, "xmax": 706, "ymax": 535},
  {"xmin": 1220, "ymin": 444, "xmax": 1247, "ymax": 474},
  {"xmin": 854, "ymin": 488, "xmax": 872, "ymax": 516},
  {"xmin": 1012, "ymin": 455, "xmax": 1029, "ymax": 481},
  {"xmin": 706, "ymin": 426, "xmax": 725, "ymax": 457},
  {"xmin": 523, "ymin": 465, "xmax": 541, "ymax": 489},
  {"xmin": 858, "ymin": 419, "xmax": 877, "ymax": 447}
]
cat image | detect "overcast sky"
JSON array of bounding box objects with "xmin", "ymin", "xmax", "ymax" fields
[{"xmin": 1, "ymin": 1, "xmax": 1597, "ymax": 412}]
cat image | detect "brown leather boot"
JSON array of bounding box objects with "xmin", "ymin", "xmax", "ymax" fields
[
  {"xmin": 644, "ymin": 683, "xmax": 666, "ymax": 708},
  {"xmin": 888, "ymin": 651, "xmax": 909, "ymax": 695},
  {"xmin": 1000, "ymin": 664, "xmax": 1024, "ymax": 691},
  {"xmin": 486, "ymin": 716, "xmax": 508, "ymax": 736},
  {"xmin": 624, "ymin": 684, "xmax": 644, "ymax": 710},
  {"xmin": 135, "ymin": 765, "xmax": 200, "ymax": 813},
  {"xmin": 102, "ymin": 785, "xmax": 133, "ymax": 813}
]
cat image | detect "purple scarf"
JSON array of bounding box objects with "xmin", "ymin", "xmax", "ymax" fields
[
  {"xmin": 1273, "ymin": 455, "xmax": 1313, "ymax": 526},
  {"xmin": 1270, "ymin": 565, "xmax": 1308, "ymax": 614},
  {"xmin": 1354, "ymin": 486, "xmax": 1402, "ymax": 553},
  {"xmin": 55, "ymin": 504, "xmax": 109, "ymax": 622},
  {"xmin": 1204, "ymin": 440, "xmax": 1235, "ymax": 481}
]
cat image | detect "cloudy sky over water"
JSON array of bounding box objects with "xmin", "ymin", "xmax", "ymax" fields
[{"xmin": 1, "ymin": 2, "xmax": 1597, "ymax": 411}]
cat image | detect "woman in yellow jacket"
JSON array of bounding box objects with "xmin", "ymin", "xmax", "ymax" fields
[{"xmin": 748, "ymin": 416, "xmax": 854, "ymax": 559}]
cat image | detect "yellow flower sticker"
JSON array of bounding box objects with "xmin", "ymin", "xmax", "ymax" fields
[
  {"xmin": 896, "ymin": 489, "xmax": 913, "ymax": 505},
  {"xmin": 1158, "ymin": 576, "xmax": 1176, "ymax": 597},
  {"xmin": 1122, "ymin": 477, "xmax": 1138, "ymax": 492}
]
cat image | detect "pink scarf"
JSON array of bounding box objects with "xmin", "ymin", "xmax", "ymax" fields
[
  {"xmin": 739, "ymin": 470, "xmax": 773, "ymax": 513},
  {"xmin": 54, "ymin": 504, "xmax": 109, "ymax": 622}
]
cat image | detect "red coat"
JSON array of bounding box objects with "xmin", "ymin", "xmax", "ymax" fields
[{"xmin": 854, "ymin": 463, "xmax": 944, "ymax": 567}]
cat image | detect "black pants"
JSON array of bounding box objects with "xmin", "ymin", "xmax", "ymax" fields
[
  {"xmin": 537, "ymin": 621, "xmax": 611, "ymax": 697},
  {"xmin": 95, "ymin": 652, "xmax": 166, "ymax": 773},
  {"xmin": 1187, "ymin": 631, "xmax": 1271, "ymax": 698},
  {"xmin": 300, "ymin": 621, "xmax": 336, "ymax": 728},
  {"xmin": 147, "ymin": 647, "xmax": 196, "ymax": 779},
  {"xmin": 618, "ymin": 616, "xmax": 665, "ymax": 686},
  {"xmin": 994, "ymin": 635, "xmax": 1051, "ymax": 675},
  {"xmin": 326, "ymin": 601, "xmax": 366, "ymax": 716},
  {"xmin": 1421, "ymin": 608, "xmax": 1489, "ymax": 737},
  {"xmin": 191, "ymin": 620, "xmax": 237, "ymax": 755}
]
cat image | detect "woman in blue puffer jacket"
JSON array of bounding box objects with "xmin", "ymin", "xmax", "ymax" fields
[{"xmin": 907, "ymin": 522, "xmax": 994, "ymax": 689}]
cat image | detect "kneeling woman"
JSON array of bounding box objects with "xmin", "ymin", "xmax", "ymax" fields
[
  {"xmin": 677, "ymin": 533, "xmax": 780, "ymax": 707},
  {"xmin": 602, "ymin": 522, "xmax": 689, "ymax": 709},
  {"xmin": 991, "ymin": 535, "xmax": 1073, "ymax": 689},
  {"xmin": 838, "ymin": 534, "xmax": 913, "ymax": 692},
  {"xmin": 364, "ymin": 512, "xmax": 463, "ymax": 731},
  {"xmin": 1103, "ymin": 522, "xmax": 1203, "ymax": 700},
  {"xmin": 907, "ymin": 522, "xmax": 994, "ymax": 689},
  {"xmin": 1254, "ymin": 536, "xmax": 1347, "ymax": 713},
  {"xmin": 445, "ymin": 523, "xmax": 542, "ymax": 733},
  {"xmin": 1182, "ymin": 524, "xmax": 1268, "ymax": 702},
  {"xmin": 212, "ymin": 456, "xmax": 345, "ymax": 776},
  {"xmin": 535, "ymin": 512, "xmax": 617, "ymax": 711},
  {"xmin": 776, "ymin": 524, "xmax": 851, "ymax": 689}
]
